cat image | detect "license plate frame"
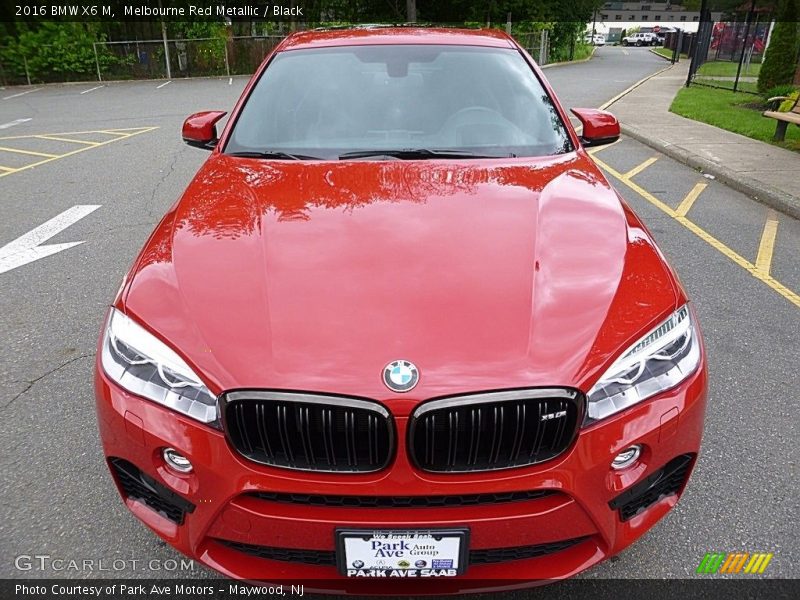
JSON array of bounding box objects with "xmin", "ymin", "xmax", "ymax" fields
[{"xmin": 336, "ymin": 528, "xmax": 469, "ymax": 577}]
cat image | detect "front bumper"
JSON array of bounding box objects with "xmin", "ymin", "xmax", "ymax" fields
[{"xmin": 95, "ymin": 359, "xmax": 707, "ymax": 593}]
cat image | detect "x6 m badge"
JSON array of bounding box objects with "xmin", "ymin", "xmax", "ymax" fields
[{"xmin": 541, "ymin": 410, "xmax": 567, "ymax": 421}]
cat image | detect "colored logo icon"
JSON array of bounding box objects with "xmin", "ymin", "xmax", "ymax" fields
[{"xmin": 382, "ymin": 360, "xmax": 419, "ymax": 392}]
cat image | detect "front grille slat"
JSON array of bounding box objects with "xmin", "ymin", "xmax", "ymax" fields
[
  {"xmin": 410, "ymin": 389, "xmax": 581, "ymax": 473},
  {"xmin": 217, "ymin": 535, "xmax": 588, "ymax": 567},
  {"xmin": 255, "ymin": 403, "xmax": 273, "ymax": 460},
  {"xmin": 249, "ymin": 488, "xmax": 555, "ymax": 508},
  {"xmin": 224, "ymin": 392, "xmax": 393, "ymax": 473}
]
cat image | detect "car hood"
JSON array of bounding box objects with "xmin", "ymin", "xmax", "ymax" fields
[{"xmin": 123, "ymin": 153, "xmax": 680, "ymax": 409}]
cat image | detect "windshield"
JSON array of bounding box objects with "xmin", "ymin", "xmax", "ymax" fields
[{"xmin": 224, "ymin": 44, "xmax": 573, "ymax": 160}]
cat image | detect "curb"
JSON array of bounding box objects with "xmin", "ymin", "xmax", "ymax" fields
[
  {"xmin": 598, "ymin": 63, "xmax": 675, "ymax": 110},
  {"xmin": 648, "ymin": 48, "xmax": 673, "ymax": 61},
  {"xmin": 541, "ymin": 47, "xmax": 597, "ymax": 69},
  {"xmin": 619, "ymin": 123, "xmax": 800, "ymax": 221}
]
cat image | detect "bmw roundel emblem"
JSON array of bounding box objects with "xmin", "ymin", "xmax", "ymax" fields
[{"xmin": 383, "ymin": 360, "xmax": 419, "ymax": 393}]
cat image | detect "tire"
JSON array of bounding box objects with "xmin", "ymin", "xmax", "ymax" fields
[
  {"xmin": 622, "ymin": 40, "xmax": 628, "ymax": 46},
  {"xmin": 636, "ymin": 41, "xmax": 642, "ymax": 47}
]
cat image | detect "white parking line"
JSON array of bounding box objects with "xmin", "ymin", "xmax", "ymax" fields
[
  {"xmin": 80, "ymin": 85, "xmax": 105, "ymax": 95},
  {"xmin": 228, "ymin": 77, "xmax": 232, "ymax": 85},
  {"xmin": 0, "ymin": 118, "xmax": 32, "ymax": 130},
  {"xmin": 156, "ymin": 81, "xmax": 171, "ymax": 89},
  {"xmin": 2, "ymin": 88, "xmax": 41, "ymax": 100}
]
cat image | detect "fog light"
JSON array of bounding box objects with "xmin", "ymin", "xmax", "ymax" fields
[
  {"xmin": 162, "ymin": 448, "xmax": 193, "ymax": 473},
  {"xmin": 612, "ymin": 445, "xmax": 641, "ymax": 470}
]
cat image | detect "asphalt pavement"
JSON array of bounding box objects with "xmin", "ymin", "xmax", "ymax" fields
[{"xmin": 0, "ymin": 45, "xmax": 797, "ymax": 587}]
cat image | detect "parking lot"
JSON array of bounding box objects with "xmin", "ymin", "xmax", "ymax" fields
[{"xmin": 0, "ymin": 45, "xmax": 797, "ymax": 585}]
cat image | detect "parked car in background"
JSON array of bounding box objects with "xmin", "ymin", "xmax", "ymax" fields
[
  {"xmin": 622, "ymin": 32, "xmax": 658, "ymax": 47},
  {"xmin": 584, "ymin": 33, "xmax": 606, "ymax": 46}
]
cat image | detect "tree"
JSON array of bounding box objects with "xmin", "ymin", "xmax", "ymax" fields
[{"xmin": 758, "ymin": 0, "xmax": 800, "ymax": 92}]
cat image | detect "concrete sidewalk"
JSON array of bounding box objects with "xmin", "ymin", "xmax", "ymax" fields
[{"xmin": 606, "ymin": 61, "xmax": 800, "ymax": 220}]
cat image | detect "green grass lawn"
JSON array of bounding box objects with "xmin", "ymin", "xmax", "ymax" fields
[
  {"xmin": 670, "ymin": 86, "xmax": 800, "ymax": 152},
  {"xmin": 696, "ymin": 60, "xmax": 761, "ymax": 78},
  {"xmin": 691, "ymin": 79, "xmax": 760, "ymax": 93}
]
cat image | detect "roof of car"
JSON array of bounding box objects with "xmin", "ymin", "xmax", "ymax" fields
[{"xmin": 278, "ymin": 26, "xmax": 516, "ymax": 51}]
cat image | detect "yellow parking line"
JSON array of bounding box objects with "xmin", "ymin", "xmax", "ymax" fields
[
  {"xmin": 0, "ymin": 127, "xmax": 158, "ymax": 179},
  {"xmin": 676, "ymin": 182, "xmax": 707, "ymax": 217},
  {"xmin": 587, "ymin": 138, "xmax": 621, "ymax": 155},
  {"xmin": 95, "ymin": 130, "xmax": 133, "ymax": 137},
  {"xmin": 0, "ymin": 165, "xmax": 17, "ymax": 172},
  {"xmin": 0, "ymin": 145, "xmax": 59, "ymax": 158},
  {"xmin": 593, "ymin": 155, "xmax": 800, "ymax": 309},
  {"xmin": 34, "ymin": 135, "xmax": 100, "ymax": 146},
  {"xmin": 0, "ymin": 127, "xmax": 156, "ymax": 141},
  {"xmin": 623, "ymin": 157, "xmax": 658, "ymax": 179},
  {"xmin": 755, "ymin": 210, "xmax": 779, "ymax": 277}
]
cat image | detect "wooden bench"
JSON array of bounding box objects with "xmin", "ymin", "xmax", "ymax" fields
[{"xmin": 763, "ymin": 94, "xmax": 800, "ymax": 141}]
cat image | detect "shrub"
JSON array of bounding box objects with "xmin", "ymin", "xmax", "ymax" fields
[
  {"xmin": 0, "ymin": 23, "xmax": 118, "ymax": 82},
  {"xmin": 763, "ymin": 83, "xmax": 798, "ymax": 100},
  {"xmin": 758, "ymin": 0, "xmax": 800, "ymax": 93}
]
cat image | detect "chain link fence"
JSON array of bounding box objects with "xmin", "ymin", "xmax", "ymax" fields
[
  {"xmin": 1, "ymin": 31, "xmax": 551, "ymax": 86},
  {"xmin": 516, "ymin": 30, "xmax": 550, "ymax": 66},
  {"xmin": 685, "ymin": 14, "xmax": 773, "ymax": 94}
]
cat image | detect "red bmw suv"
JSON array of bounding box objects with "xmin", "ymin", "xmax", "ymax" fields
[{"xmin": 95, "ymin": 27, "xmax": 707, "ymax": 592}]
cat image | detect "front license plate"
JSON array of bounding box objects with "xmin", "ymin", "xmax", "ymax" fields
[{"xmin": 336, "ymin": 529, "xmax": 469, "ymax": 577}]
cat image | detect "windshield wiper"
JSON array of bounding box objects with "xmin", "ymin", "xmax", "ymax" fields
[
  {"xmin": 227, "ymin": 150, "xmax": 323, "ymax": 160},
  {"xmin": 338, "ymin": 148, "xmax": 514, "ymax": 160}
]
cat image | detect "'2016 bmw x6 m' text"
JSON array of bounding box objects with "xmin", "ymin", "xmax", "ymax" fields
[{"xmin": 95, "ymin": 27, "xmax": 707, "ymax": 592}]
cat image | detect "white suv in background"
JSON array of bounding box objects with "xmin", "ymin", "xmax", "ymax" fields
[{"xmin": 622, "ymin": 32, "xmax": 658, "ymax": 46}]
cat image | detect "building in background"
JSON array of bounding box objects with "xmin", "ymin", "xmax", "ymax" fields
[{"xmin": 589, "ymin": 2, "xmax": 724, "ymax": 42}]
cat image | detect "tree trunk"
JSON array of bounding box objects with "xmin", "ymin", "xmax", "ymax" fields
[
  {"xmin": 406, "ymin": 0, "xmax": 417, "ymax": 23},
  {"xmin": 794, "ymin": 61, "xmax": 800, "ymax": 85}
]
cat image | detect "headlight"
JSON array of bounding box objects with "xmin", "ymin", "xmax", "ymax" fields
[
  {"xmin": 585, "ymin": 305, "xmax": 701, "ymax": 425},
  {"xmin": 100, "ymin": 308, "xmax": 219, "ymax": 425}
]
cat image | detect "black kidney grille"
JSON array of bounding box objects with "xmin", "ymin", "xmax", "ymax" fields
[
  {"xmin": 224, "ymin": 392, "xmax": 393, "ymax": 472},
  {"xmin": 609, "ymin": 454, "xmax": 695, "ymax": 521},
  {"xmin": 409, "ymin": 389, "xmax": 580, "ymax": 472},
  {"xmin": 248, "ymin": 488, "xmax": 554, "ymax": 508}
]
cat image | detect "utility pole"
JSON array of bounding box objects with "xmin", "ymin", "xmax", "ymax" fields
[{"xmin": 159, "ymin": 0, "xmax": 171, "ymax": 79}]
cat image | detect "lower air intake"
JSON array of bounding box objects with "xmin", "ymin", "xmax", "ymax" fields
[
  {"xmin": 609, "ymin": 453, "xmax": 695, "ymax": 521},
  {"xmin": 108, "ymin": 457, "xmax": 195, "ymax": 525}
]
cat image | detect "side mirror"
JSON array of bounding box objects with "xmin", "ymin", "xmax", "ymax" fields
[
  {"xmin": 182, "ymin": 111, "xmax": 227, "ymax": 150},
  {"xmin": 570, "ymin": 108, "xmax": 620, "ymax": 147}
]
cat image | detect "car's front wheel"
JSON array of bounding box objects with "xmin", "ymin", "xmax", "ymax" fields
[{"xmin": 622, "ymin": 40, "xmax": 628, "ymax": 46}]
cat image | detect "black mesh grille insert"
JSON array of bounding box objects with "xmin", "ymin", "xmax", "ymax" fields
[
  {"xmin": 248, "ymin": 489, "xmax": 554, "ymax": 508},
  {"xmin": 216, "ymin": 540, "xmax": 336, "ymax": 566},
  {"xmin": 108, "ymin": 457, "xmax": 195, "ymax": 525},
  {"xmin": 223, "ymin": 391, "xmax": 394, "ymax": 473},
  {"xmin": 469, "ymin": 536, "xmax": 590, "ymax": 564},
  {"xmin": 609, "ymin": 453, "xmax": 695, "ymax": 521},
  {"xmin": 216, "ymin": 536, "xmax": 589, "ymax": 567},
  {"xmin": 409, "ymin": 389, "xmax": 581, "ymax": 472}
]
